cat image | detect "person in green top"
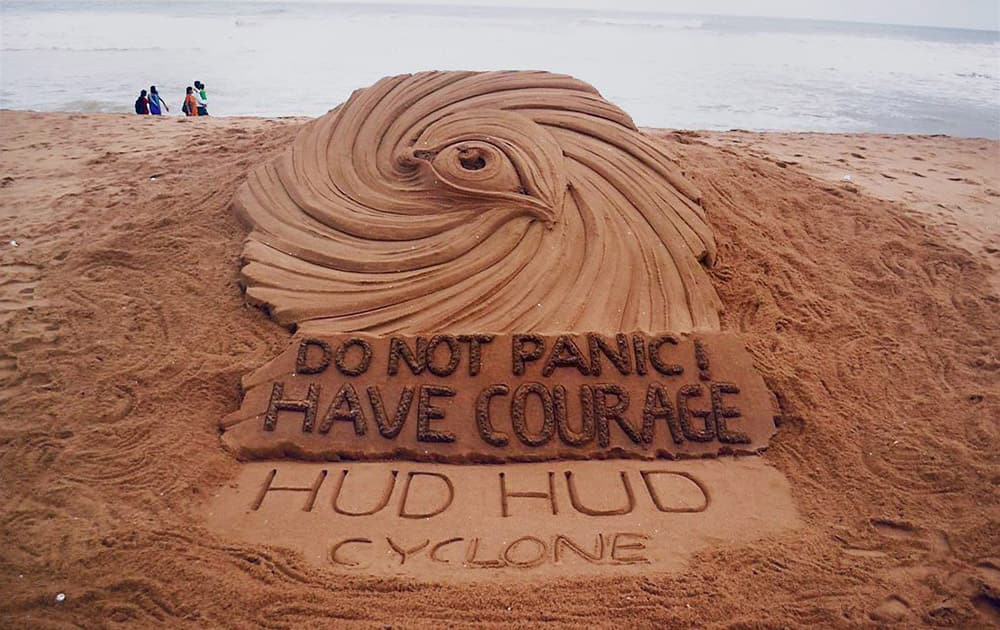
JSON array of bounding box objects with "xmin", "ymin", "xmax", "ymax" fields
[{"xmin": 194, "ymin": 80, "xmax": 209, "ymax": 116}]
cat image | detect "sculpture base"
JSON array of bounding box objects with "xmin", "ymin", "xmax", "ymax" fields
[{"xmin": 204, "ymin": 459, "xmax": 798, "ymax": 580}]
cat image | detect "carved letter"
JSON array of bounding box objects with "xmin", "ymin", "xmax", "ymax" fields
[
  {"xmin": 318, "ymin": 383, "xmax": 367, "ymax": 436},
  {"xmin": 511, "ymin": 334, "xmax": 545, "ymax": 376},
  {"xmin": 252, "ymin": 468, "xmax": 327, "ymax": 511},
  {"xmin": 565, "ymin": 471, "xmax": 635, "ymax": 516},
  {"xmin": 334, "ymin": 337, "xmax": 372, "ymax": 376},
  {"xmin": 588, "ymin": 333, "xmax": 632, "ymax": 376},
  {"xmin": 677, "ymin": 384, "xmax": 715, "ymax": 442},
  {"xmin": 465, "ymin": 538, "xmax": 505, "ymax": 568},
  {"xmin": 388, "ymin": 336, "xmax": 426, "ymax": 375},
  {"xmin": 610, "ymin": 533, "xmax": 650, "ymax": 564},
  {"xmin": 593, "ymin": 384, "xmax": 642, "ymax": 447},
  {"xmin": 499, "ymin": 471, "xmax": 557, "ymax": 517},
  {"xmin": 386, "ymin": 537, "xmax": 429, "ymax": 565},
  {"xmin": 632, "ymin": 333, "xmax": 648, "ymax": 376},
  {"xmin": 554, "ymin": 534, "xmax": 605, "ymax": 564},
  {"xmin": 264, "ymin": 382, "xmax": 320, "ymax": 432},
  {"xmin": 643, "ymin": 383, "xmax": 682, "ymax": 445},
  {"xmin": 511, "ymin": 382, "xmax": 555, "ymax": 447},
  {"xmin": 426, "ymin": 334, "xmax": 460, "ymax": 377},
  {"xmin": 430, "ymin": 537, "xmax": 465, "ymax": 564},
  {"xmin": 503, "ymin": 536, "xmax": 547, "ymax": 568},
  {"xmin": 475, "ymin": 384, "xmax": 510, "ymax": 447},
  {"xmin": 457, "ymin": 334, "xmax": 495, "ymax": 376},
  {"xmin": 711, "ymin": 382, "xmax": 750, "ymax": 444},
  {"xmin": 640, "ymin": 471, "xmax": 709, "ymax": 513},
  {"xmin": 398, "ymin": 471, "xmax": 454, "ymax": 518},
  {"xmin": 366, "ymin": 385, "xmax": 414, "ymax": 439},
  {"xmin": 330, "ymin": 538, "xmax": 372, "ymax": 567},
  {"xmin": 416, "ymin": 385, "xmax": 456, "ymax": 443},
  {"xmin": 648, "ymin": 335, "xmax": 684, "ymax": 376},
  {"xmin": 296, "ymin": 338, "xmax": 331, "ymax": 374},
  {"xmin": 331, "ymin": 469, "xmax": 397, "ymax": 516},
  {"xmin": 556, "ymin": 384, "xmax": 595, "ymax": 446},
  {"xmin": 542, "ymin": 335, "xmax": 590, "ymax": 376}
]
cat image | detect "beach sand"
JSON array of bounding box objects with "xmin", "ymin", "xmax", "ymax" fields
[
  {"xmin": 1, "ymin": 111, "xmax": 998, "ymax": 627},
  {"xmin": 688, "ymin": 129, "xmax": 1000, "ymax": 292}
]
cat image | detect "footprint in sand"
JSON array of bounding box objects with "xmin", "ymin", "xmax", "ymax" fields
[
  {"xmin": 0, "ymin": 262, "xmax": 58, "ymax": 400},
  {"xmin": 871, "ymin": 595, "xmax": 913, "ymax": 623},
  {"xmin": 972, "ymin": 562, "xmax": 1000, "ymax": 623},
  {"xmin": 0, "ymin": 352, "xmax": 15, "ymax": 383},
  {"xmin": 0, "ymin": 262, "xmax": 44, "ymax": 326},
  {"xmin": 872, "ymin": 518, "xmax": 952, "ymax": 556},
  {"xmin": 866, "ymin": 518, "xmax": 1000, "ymax": 624}
]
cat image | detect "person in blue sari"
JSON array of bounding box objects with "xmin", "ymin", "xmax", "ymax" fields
[{"xmin": 148, "ymin": 85, "xmax": 169, "ymax": 115}]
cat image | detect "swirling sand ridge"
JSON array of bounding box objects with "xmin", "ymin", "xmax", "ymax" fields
[{"xmin": 233, "ymin": 71, "xmax": 722, "ymax": 334}]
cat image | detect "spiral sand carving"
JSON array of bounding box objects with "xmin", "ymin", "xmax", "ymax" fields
[{"xmin": 233, "ymin": 71, "xmax": 722, "ymax": 334}]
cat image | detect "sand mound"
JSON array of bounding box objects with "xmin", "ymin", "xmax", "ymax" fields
[{"xmin": 233, "ymin": 71, "xmax": 721, "ymax": 333}]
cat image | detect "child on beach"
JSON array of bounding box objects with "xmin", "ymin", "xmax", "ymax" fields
[
  {"xmin": 148, "ymin": 86, "xmax": 169, "ymax": 115},
  {"xmin": 134, "ymin": 89, "xmax": 149, "ymax": 114},
  {"xmin": 194, "ymin": 80, "xmax": 209, "ymax": 116},
  {"xmin": 182, "ymin": 87, "xmax": 199, "ymax": 117}
]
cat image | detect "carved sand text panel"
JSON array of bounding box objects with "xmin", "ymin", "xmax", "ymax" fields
[
  {"xmin": 205, "ymin": 460, "xmax": 798, "ymax": 580},
  {"xmin": 220, "ymin": 332, "xmax": 776, "ymax": 461}
]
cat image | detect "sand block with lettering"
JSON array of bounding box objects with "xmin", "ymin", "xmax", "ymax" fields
[
  {"xmin": 204, "ymin": 459, "xmax": 798, "ymax": 580},
  {"xmin": 220, "ymin": 332, "xmax": 776, "ymax": 462}
]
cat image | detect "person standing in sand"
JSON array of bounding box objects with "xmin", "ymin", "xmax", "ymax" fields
[
  {"xmin": 193, "ymin": 80, "xmax": 209, "ymax": 116},
  {"xmin": 148, "ymin": 86, "xmax": 169, "ymax": 115},
  {"xmin": 182, "ymin": 86, "xmax": 199, "ymax": 117},
  {"xmin": 134, "ymin": 89, "xmax": 149, "ymax": 114}
]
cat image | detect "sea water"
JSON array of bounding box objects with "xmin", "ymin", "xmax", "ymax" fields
[{"xmin": 1, "ymin": 1, "xmax": 998, "ymax": 137}]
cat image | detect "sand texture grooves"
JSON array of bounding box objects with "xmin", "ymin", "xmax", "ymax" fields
[
  {"xmin": 0, "ymin": 111, "xmax": 998, "ymax": 627},
  {"xmin": 233, "ymin": 71, "xmax": 721, "ymax": 333}
]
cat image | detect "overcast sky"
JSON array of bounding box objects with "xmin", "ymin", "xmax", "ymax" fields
[{"xmin": 264, "ymin": 0, "xmax": 999, "ymax": 31}]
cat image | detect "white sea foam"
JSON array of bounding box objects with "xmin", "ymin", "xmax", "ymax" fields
[{"xmin": 1, "ymin": 1, "xmax": 997, "ymax": 137}]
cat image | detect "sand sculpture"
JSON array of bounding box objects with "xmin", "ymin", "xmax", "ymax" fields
[
  {"xmin": 223, "ymin": 71, "xmax": 777, "ymax": 463},
  {"xmin": 214, "ymin": 73, "xmax": 789, "ymax": 576},
  {"xmin": 232, "ymin": 70, "xmax": 723, "ymax": 334}
]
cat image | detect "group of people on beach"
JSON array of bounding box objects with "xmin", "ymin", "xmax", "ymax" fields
[{"xmin": 134, "ymin": 82, "xmax": 208, "ymax": 116}]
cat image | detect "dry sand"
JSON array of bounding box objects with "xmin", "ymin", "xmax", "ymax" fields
[
  {"xmin": 685, "ymin": 129, "xmax": 1000, "ymax": 293},
  {"xmin": 1, "ymin": 110, "xmax": 998, "ymax": 627}
]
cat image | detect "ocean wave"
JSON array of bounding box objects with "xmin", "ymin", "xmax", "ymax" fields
[
  {"xmin": 575, "ymin": 16, "xmax": 704, "ymax": 30},
  {"xmin": 60, "ymin": 99, "xmax": 129, "ymax": 113},
  {"xmin": 955, "ymin": 71, "xmax": 995, "ymax": 80},
  {"xmin": 3, "ymin": 46, "xmax": 168, "ymax": 52}
]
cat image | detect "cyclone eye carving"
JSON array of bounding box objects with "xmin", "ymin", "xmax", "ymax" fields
[
  {"xmin": 405, "ymin": 138, "xmax": 534, "ymax": 207},
  {"xmin": 456, "ymin": 148, "xmax": 487, "ymax": 171},
  {"xmin": 232, "ymin": 70, "xmax": 722, "ymax": 335}
]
